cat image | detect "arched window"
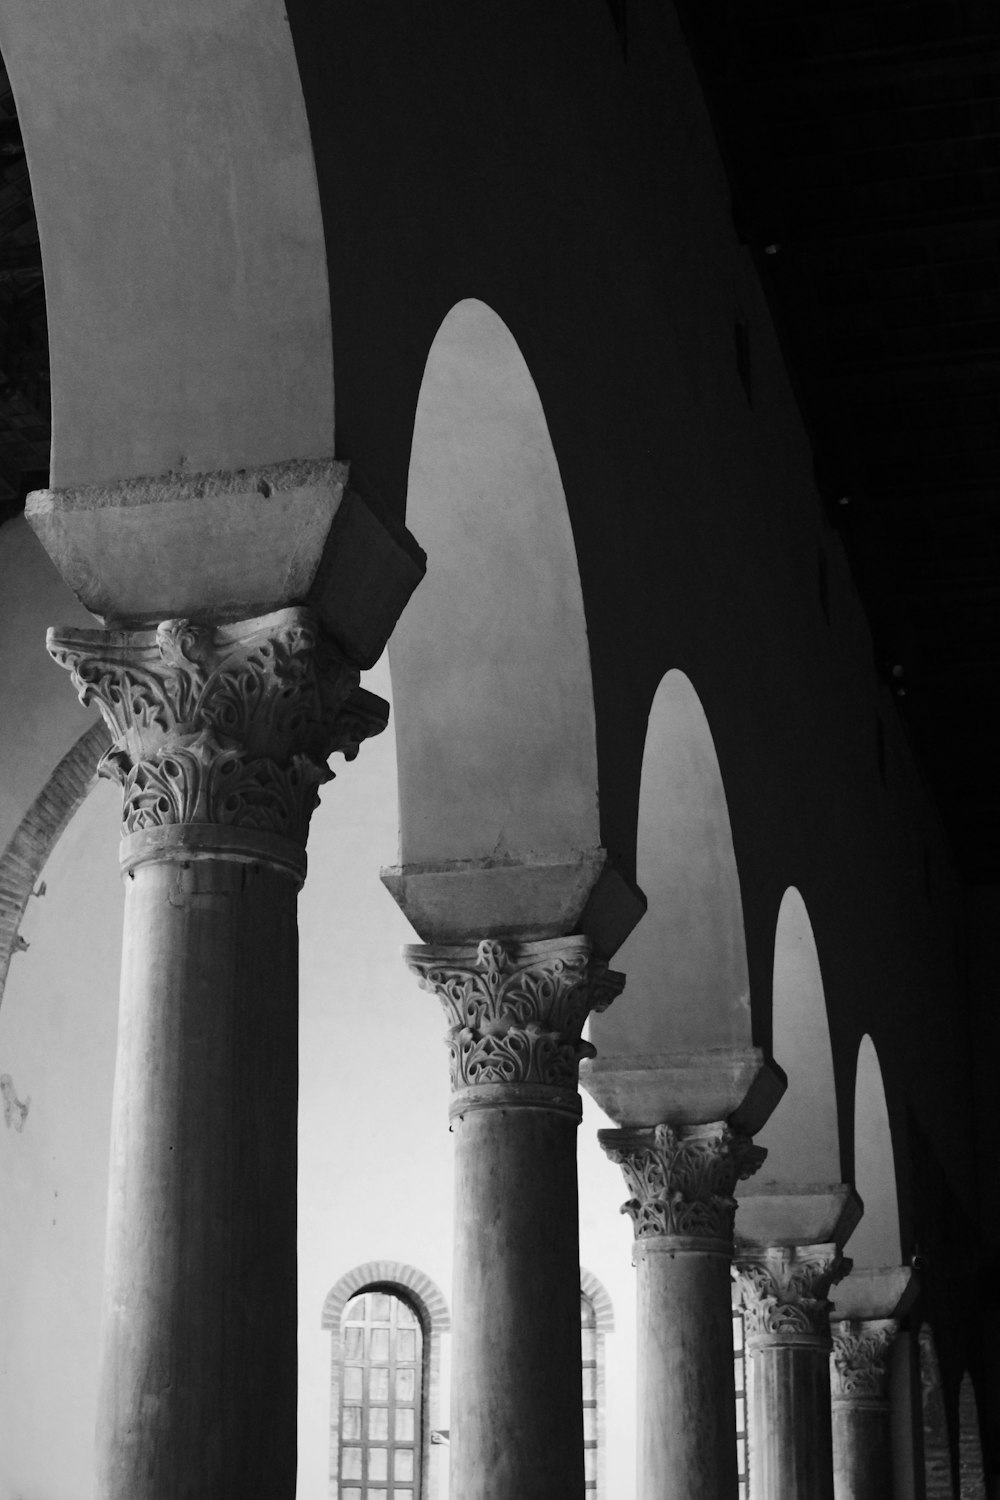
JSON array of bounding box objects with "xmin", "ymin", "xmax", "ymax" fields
[
  {"xmin": 339, "ymin": 1290, "xmax": 422, "ymax": 1498},
  {"xmin": 580, "ymin": 1269, "xmax": 614, "ymax": 1498},
  {"xmin": 322, "ymin": 1262, "xmax": 450, "ymax": 1500}
]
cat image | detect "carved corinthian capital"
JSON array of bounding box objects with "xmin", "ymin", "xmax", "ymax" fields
[
  {"xmin": 734, "ymin": 1244, "xmax": 851, "ymax": 1347},
  {"xmin": 47, "ymin": 608, "xmax": 387, "ymax": 857},
  {"xmin": 404, "ymin": 936, "xmax": 624, "ymax": 1114},
  {"xmin": 830, "ymin": 1319, "xmax": 897, "ymax": 1408},
  {"xmin": 598, "ymin": 1122, "xmax": 765, "ymax": 1252}
]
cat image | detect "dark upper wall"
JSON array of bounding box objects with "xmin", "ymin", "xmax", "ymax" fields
[{"xmin": 286, "ymin": 0, "xmax": 973, "ymax": 1249}]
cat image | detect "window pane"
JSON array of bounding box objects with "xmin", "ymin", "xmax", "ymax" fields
[
  {"xmin": 344, "ymin": 1327, "xmax": 363, "ymax": 1359},
  {"xmin": 395, "ymin": 1492, "xmax": 413, "ymax": 1499},
  {"xmin": 583, "ymin": 1407, "xmax": 596, "ymax": 1441},
  {"xmin": 343, "ymin": 1367, "xmax": 363, "ymax": 1401},
  {"xmin": 370, "ymin": 1293, "xmax": 391, "ymax": 1322},
  {"xmin": 342, "ymin": 1406, "xmax": 362, "ymax": 1440},
  {"xmin": 396, "ymin": 1407, "xmax": 415, "ymax": 1440},
  {"xmin": 397, "ymin": 1328, "xmax": 417, "ymax": 1362},
  {"xmin": 395, "ymin": 1449, "xmax": 415, "ymax": 1481},
  {"xmin": 581, "ymin": 1327, "xmax": 596, "ymax": 1360},
  {"xmin": 370, "ymin": 1328, "xmax": 390, "ymax": 1364},
  {"xmin": 342, "ymin": 1448, "xmax": 362, "ymax": 1481},
  {"xmin": 368, "ymin": 1491, "xmax": 387, "ymax": 1500},
  {"xmin": 369, "ymin": 1448, "xmax": 388, "ymax": 1480},
  {"xmin": 397, "ymin": 1301, "xmax": 416, "ymax": 1325},
  {"xmin": 345, "ymin": 1295, "xmax": 366, "ymax": 1323},
  {"xmin": 397, "ymin": 1367, "xmax": 416, "ymax": 1402},
  {"xmin": 584, "ymin": 1448, "xmax": 597, "ymax": 1480},
  {"xmin": 370, "ymin": 1368, "xmax": 389, "ymax": 1401},
  {"xmin": 343, "ymin": 1490, "xmax": 362, "ymax": 1500},
  {"xmin": 369, "ymin": 1407, "xmax": 389, "ymax": 1441},
  {"xmin": 582, "ymin": 1367, "xmax": 596, "ymax": 1400},
  {"xmin": 580, "ymin": 1295, "xmax": 595, "ymax": 1326}
]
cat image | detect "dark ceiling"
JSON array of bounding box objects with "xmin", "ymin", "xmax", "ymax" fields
[
  {"xmin": 1, "ymin": 7, "xmax": 998, "ymax": 881},
  {"xmin": 675, "ymin": 0, "xmax": 1000, "ymax": 883}
]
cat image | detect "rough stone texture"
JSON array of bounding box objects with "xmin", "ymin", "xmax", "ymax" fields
[
  {"xmin": 27, "ymin": 460, "xmax": 426, "ymax": 668},
  {"xmin": 582, "ymin": 1046, "xmax": 785, "ymax": 1132},
  {"xmin": 382, "ymin": 849, "xmax": 608, "ymax": 945}
]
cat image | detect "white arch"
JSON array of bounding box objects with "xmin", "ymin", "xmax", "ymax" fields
[
  {"xmin": 850, "ymin": 1034, "xmax": 901, "ymax": 1269},
  {"xmin": 592, "ymin": 668, "xmax": 749, "ymax": 1063},
  {"xmin": 753, "ymin": 887, "xmax": 840, "ymax": 1185},
  {"xmin": 0, "ymin": 1, "xmax": 332, "ymax": 485},
  {"xmin": 390, "ymin": 298, "xmax": 600, "ymax": 912}
]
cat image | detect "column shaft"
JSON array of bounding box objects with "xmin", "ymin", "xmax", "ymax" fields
[
  {"xmin": 734, "ymin": 1242, "xmax": 850, "ymax": 1500},
  {"xmin": 452, "ymin": 1104, "xmax": 583, "ymax": 1500},
  {"xmin": 751, "ymin": 1342, "xmax": 835, "ymax": 1500},
  {"xmin": 637, "ymin": 1243, "xmax": 738, "ymax": 1500},
  {"xmin": 830, "ymin": 1317, "xmax": 898, "ymax": 1500},
  {"xmin": 406, "ymin": 936, "xmax": 622, "ymax": 1500},
  {"xmin": 98, "ymin": 853, "xmax": 299, "ymax": 1498},
  {"xmin": 833, "ymin": 1403, "xmax": 892, "ymax": 1500},
  {"xmin": 600, "ymin": 1121, "xmax": 765, "ymax": 1500},
  {"xmin": 46, "ymin": 605, "xmax": 386, "ymax": 1500}
]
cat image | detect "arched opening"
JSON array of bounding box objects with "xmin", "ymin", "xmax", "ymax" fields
[
  {"xmin": 579, "ymin": 1268, "xmax": 615, "ymax": 1499},
  {"xmin": 0, "ymin": 0, "xmax": 332, "ymax": 485},
  {"xmin": 322, "ymin": 1263, "xmax": 451, "ymax": 1500},
  {"xmin": 589, "ymin": 668, "xmax": 749, "ymax": 1067},
  {"xmin": 749, "ymin": 886, "xmax": 840, "ymax": 1188},
  {"xmin": 387, "ymin": 297, "xmax": 602, "ymax": 939},
  {"xmin": 850, "ymin": 1034, "xmax": 901, "ymax": 1269}
]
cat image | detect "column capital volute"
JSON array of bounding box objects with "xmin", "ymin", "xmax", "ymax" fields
[
  {"xmin": 46, "ymin": 606, "xmax": 387, "ymax": 875},
  {"xmin": 733, "ymin": 1243, "xmax": 852, "ymax": 1350},
  {"xmin": 830, "ymin": 1318, "xmax": 897, "ymax": 1409},
  {"xmin": 598, "ymin": 1121, "xmax": 766, "ymax": 1254},
  {"xmin": 404, "ymin": 935, "xmax": 624, "ymax": 1116}
]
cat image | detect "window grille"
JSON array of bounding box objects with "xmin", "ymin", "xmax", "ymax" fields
[
  {"xmin": 733, "ymin": 1307, "xmax": 749, "ymax": 1500},
  {"xmin": 339, "ymin": 1290, "xmax": 423, "ymax": 1500},
  {"xmin": 581, "ymin": 1293, "xmax": 599, "ymax": 1492}
]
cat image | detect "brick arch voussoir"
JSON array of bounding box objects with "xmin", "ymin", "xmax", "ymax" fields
[
  {"xmin": 580, "ymin": 1266, "xmax": 615, "ymax": 1334},
  {"xmin": 322, "ymin": 1260, "xmax": 450, "ymax": 1335}
]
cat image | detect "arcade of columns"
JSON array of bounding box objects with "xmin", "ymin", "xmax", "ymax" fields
[{"xmin": 26, "ymin": 458, "xmax": 912, "ymax": 1500}]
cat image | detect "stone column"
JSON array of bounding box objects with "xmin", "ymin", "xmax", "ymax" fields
[
  {"xmin": 405, "ymin": 937, "xmax": 623, "ymax": 1500},
  {"xmin": 830, "ymin": 1319, "xmax": 897, "ymax": 1500},
  {"xmin": 48, "ymin": 607, "xmax": 387, "ymax": 1500},
  {"xmin": 597, "ymin": 1122, "xmax": 765, "ymax": 1500},
  {"xmin": 734, "ymin": 1243, "xmax": 851, "ymax": 1500}
]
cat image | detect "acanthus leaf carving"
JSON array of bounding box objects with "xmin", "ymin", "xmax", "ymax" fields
[
  {"xmin": 47, "ymin": 607, "xmax": 385, "ymax": 847},
  {"xmin": 599, "ymin": 1122, "xmax": 766, "ymax": 1246},
  {"xmin": 733, "ymin": 1245, "xmax": 851, "ymax": 1342},
  {"xmin": 830, "ymin": 1319, "xmax": 897, "ymax": 1403},
  {"xmin": 405, "ymin": 937, "xmax": 624, "ymax": 1093}
]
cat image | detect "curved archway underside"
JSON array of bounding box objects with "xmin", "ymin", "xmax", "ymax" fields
[
  {"xmin": 0, "ymin": 0, "xmax": 333, "ymax": 485},
  {"xmin": 850, "ymin": 1033, "xmax": 902, "ymax": 1269},
  {"xmin": 751, "ymin": 887, "xmax": 840, "ymax": 1189},
  {"xmin": 592, "ymin": 669, "xmax": 750, "ymax": 1064},
  {"xmin": 387, "ymin": 298, "xmax": 601, "ymax": 939}
]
